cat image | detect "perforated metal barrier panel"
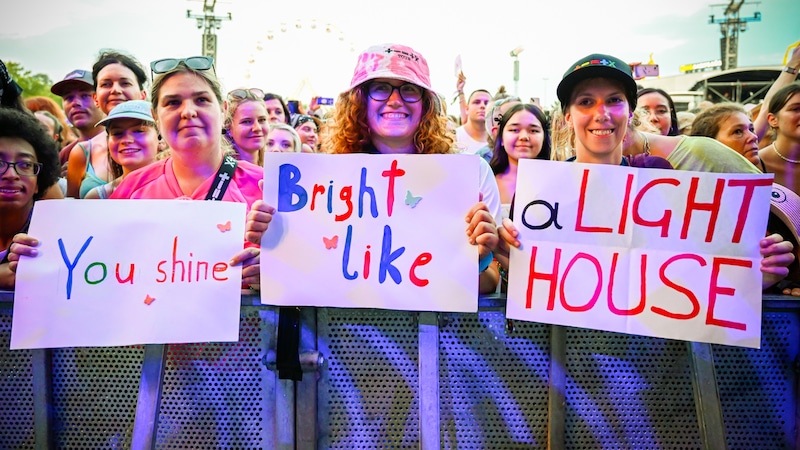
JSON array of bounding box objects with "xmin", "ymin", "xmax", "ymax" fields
[
  {"xmin": 155, "ymin": 308, "xmax": 271, "ymax": 449},
  {"xmin": 439, "ymin": 312, "xmax": 550, "ymax": 449},
  {"xmin": 49, "ymin": 345, "xmax": 142, "ymax": 448},
  {"xmin": 1, "ymin": 294, "xmax": 799, "ymax": 449},
  {"xmin": 713, "ymin": 310, "xmax": 800, "ymax": 449},
  {"xmin": 0, "ymin": 306, "xmax": 35, "ymax": 449},
  {"xmin": 564, "ymin": 329, "xmax": 701, "ymax": 449},
  {"xmin": 317, "ymin": 308, "xmax": 420, "ymax": 449}
]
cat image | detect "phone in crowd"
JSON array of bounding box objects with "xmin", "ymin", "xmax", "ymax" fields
[
  {"xmin": 287, "ymin": 100, "xmax": 299, "ymax": 114},
  {"xmin": 632, "ymin": 64, "xmax": 659, "ymax": 79},
  {"xmin": 316, "ymin": 97, "xmax": 335, "ymax": 106}
]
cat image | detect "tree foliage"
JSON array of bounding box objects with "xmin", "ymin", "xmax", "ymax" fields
[{"xmin": 5, "ymin": 61, "xmax": 60, "ymax": 103}]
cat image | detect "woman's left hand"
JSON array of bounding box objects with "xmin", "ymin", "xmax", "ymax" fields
[
  {"xmin": 760, "ymin": 233, "xmax": 794, "ymax": 289},
  {"xmin": 230, "ymin": 246, "xmax": 261, "ymax": 290},
  {"xmin": 7, "ymin": 233, "xmax": 41, "ymax": 273}
]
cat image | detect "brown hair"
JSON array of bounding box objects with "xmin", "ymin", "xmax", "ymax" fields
[{"xmin": 690, "ymin": 102, "xmax": 747, "ymax": 139}]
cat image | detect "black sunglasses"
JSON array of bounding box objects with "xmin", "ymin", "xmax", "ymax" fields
[{"xmin": 149, "ymin": 56, "xmax": 215, "ymax": 76}]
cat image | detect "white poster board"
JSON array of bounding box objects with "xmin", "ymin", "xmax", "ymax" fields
[
  {"xmin": 11, "ymin": 200, "xmax": 246, "ymax": 349},
  {"xmin": 261, "ymin": 153, "xmax": 480, "ymax": 312},
  {"xmin": 506, "ymin": 160, "xmax": 773, "ymax": 348}
]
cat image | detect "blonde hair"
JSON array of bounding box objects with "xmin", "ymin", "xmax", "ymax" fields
[
  {"xmin": 268, "ymin": 123, "xmax": 303, "ymax": 153},
  {"xmin": 224, "ymin": 96, "xmax": 267, "ymax": 165},
  {"xmin": 549, "ymin": 107, "xmax": 574, "ymax": 161}
]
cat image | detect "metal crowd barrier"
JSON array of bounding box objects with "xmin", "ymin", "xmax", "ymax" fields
[{"xmin": 0, "ymin": 291, "xmax": 797, "ymax": 449}]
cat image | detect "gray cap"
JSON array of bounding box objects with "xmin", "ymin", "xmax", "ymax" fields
[
  {"xmin": 96, "ymin": 100, "xmax": 154, "ymax": 127},
  {"xmin": 51, "ymin": 69, "xmax": 94, "ymax": 96}
]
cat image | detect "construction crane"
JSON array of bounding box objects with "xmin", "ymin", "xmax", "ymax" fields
[
  {"xmin": 187, "ymin": 0, "xmax": 231, "ymax": 64},
  {"xmin": 708, "ymin": 0, "xmax": 761, "ymax": 71}
]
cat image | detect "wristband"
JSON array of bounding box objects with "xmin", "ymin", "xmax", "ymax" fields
[
  {"xmin": 784, "ymin": 66, "xmax": 798, "ymax": 75},
  {"xmin": 479, "ymin": 252, "xmax": 494, "ymax": 272}
]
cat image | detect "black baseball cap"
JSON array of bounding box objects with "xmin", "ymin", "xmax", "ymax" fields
[{"xmin": 556, "ymin": 53, "xmax": 637, "ymax": 113}]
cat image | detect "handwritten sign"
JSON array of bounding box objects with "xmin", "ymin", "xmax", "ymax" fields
[
  {"xmin": 11, "ymin": 200, "xmax": 246, "ymax": 349},
  {"xmin": 506, "ymin": 160, "xmax": 773, "ymax": 349},
  {"xmin": 261, "ymin": 153, "xmax": 480, "ymax": 312}
]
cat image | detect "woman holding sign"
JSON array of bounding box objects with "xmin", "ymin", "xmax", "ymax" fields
[
  {"xmin": 247, "ymin": 43, "xmax": 502, "ymax": 293},
  {"xmin": 335, "ymin": 43, "xmax": 501, "ymax": 293},
  {"xmin": 495, "ymin": 53, "xmax": 794, "ymax": 289},
  {"xmin": 490, "ymin": 103, "xmax": 552, "ymax": 210},
  {"xmin": 9, "ymin": 56, "xmax": 265, "ymax": 288}
]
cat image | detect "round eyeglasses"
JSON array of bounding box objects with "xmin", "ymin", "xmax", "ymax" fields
[
  {"xmin": 0, "ymin": 160, "xmax": 42, "ymax": 177},
  {"xmin": 366, "ymin": 82, "xmax": 424, "ymax": 103}
]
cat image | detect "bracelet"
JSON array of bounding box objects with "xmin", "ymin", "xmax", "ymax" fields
[
  {"xmin": 479, "ymin": 252, "xmax": 494, "ymax": 272},
  {"xmin": 457, "ymin": 90, "xmax": 465, "ymax": 96},
  {"xmin": 784, "ymin": 66, "xmax": 798, "ymax": 75}
]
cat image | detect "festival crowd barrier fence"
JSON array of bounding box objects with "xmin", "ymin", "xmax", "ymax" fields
[{"xmin": 0, "ymin": 291, "xmax": 797, "ymax": 449}]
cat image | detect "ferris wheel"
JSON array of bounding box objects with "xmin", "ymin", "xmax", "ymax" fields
[{"xmin": 243, "ymin": 19, "xmax": 357, "ymax": 100}]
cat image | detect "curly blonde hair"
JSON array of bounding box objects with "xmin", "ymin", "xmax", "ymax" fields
[{"xmin": 325, "ymin": 86, "xmax": 455, "ymax": 154}]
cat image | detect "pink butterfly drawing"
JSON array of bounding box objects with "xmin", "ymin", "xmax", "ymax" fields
[{"xmin": 323, "ymin": 235, "xmax": 339, "ymax": 249}]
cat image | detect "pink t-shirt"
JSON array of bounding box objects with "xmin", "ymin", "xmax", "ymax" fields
[{"xmin": 110, "ymin": 157, "xmax": 263, "ymax": 212}]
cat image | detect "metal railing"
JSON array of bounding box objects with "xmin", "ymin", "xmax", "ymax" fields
[{"xmin": 1, "ymin": 291, "xmax": 797, "ymax": 449}]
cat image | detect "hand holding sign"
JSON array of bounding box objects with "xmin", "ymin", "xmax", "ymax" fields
[
  {"xmin": 260, "ymin": 153, "xmax": 480, "ymax": 312},
  {"xmin": 506, "ymin": 159, "xmax": 774, "ymax": 348},
  {"xmin": 11, "ymin": 200, "xmax": 247, "ymax": 349}
]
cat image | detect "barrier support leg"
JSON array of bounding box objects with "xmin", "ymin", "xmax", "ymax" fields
[
  {"xmin": 131, "ymin": 344, "xmax": 167, "ymax": 450},
  {"xmin": 688, "ymin": 341, "xmax": 727, "ymax": 450},
  {"xmin": 419, "ymin": 312, "xmax": 440, "ymax": 450}
]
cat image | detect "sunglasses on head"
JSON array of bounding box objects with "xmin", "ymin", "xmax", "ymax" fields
[
  {"xmin": 228, "ymin": 88, "xmax": 265, "ymax": 101},
  {"xmin": 149, "ymin": 56, "xmax": 215, "ymax": 76},
  {"xmin": 293, "ymin": 114, "xmax": 316, "ymax": 127}
]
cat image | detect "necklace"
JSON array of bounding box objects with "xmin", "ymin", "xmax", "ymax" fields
[{"xmin": 773, "ymin": 141, "xmax": 800, "ymax": 164}]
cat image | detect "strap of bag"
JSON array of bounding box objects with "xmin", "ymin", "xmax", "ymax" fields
[{"xmin": 205, "ymin": 154, "xmax": 238, "ymax": 201}]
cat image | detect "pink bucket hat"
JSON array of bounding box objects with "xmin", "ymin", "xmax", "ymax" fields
[{"xmin": 348, "ymin": 43, "xmax": 432, "ymax": 91}]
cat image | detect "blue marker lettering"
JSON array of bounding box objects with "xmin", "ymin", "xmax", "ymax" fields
[
  {"xmin": 378, "ymin": 225, "xmax": 405, "ymax": 284},
  {"xmin": 277, "ymin": 163, "xmax": 308, "ymax": 212},
  {"xmin": 58, "ymin": 236, "xmax": 93, "ymax": 300}
]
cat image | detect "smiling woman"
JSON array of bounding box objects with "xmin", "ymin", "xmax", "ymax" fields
[
  {"xmin": 310, "ymin": 43, "xmax": 502, "ymax": 293},
  {"xmin": 83, "ymin": 100, "xmax": 159, "ymax": 199},
  {"xmin": 66, "ymin": 50, "xmax": 149, "ymax": 199},
  {"xmin": 8, "ymin": 57, "xmax": 268, "ymax": 290}
]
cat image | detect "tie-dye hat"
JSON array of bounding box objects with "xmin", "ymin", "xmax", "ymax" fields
[{"xmin": 348, "ymin": 44, "xmax": 432, "ymax": 91}]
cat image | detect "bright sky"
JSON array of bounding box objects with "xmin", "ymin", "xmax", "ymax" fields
[{"xmin": 2, "ymin": 0, "xmax": 798, "ymax": 109}]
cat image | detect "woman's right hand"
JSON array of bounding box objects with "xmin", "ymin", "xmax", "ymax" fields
[
  {"xmin": 496, "ymin": 218, "xmax": 521, "ymax": 259},
  {"xmin": 7, "ymin": 233, "xmax": 40, "ymax": 273},
  {"xmin": 246, "ymin": 200, "xmax": 276, "ymax": 246}
]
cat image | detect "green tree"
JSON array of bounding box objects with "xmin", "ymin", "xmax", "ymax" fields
[{"xmin": 5, "ymin": 61, "xmax": 60, "ymax": 103}]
